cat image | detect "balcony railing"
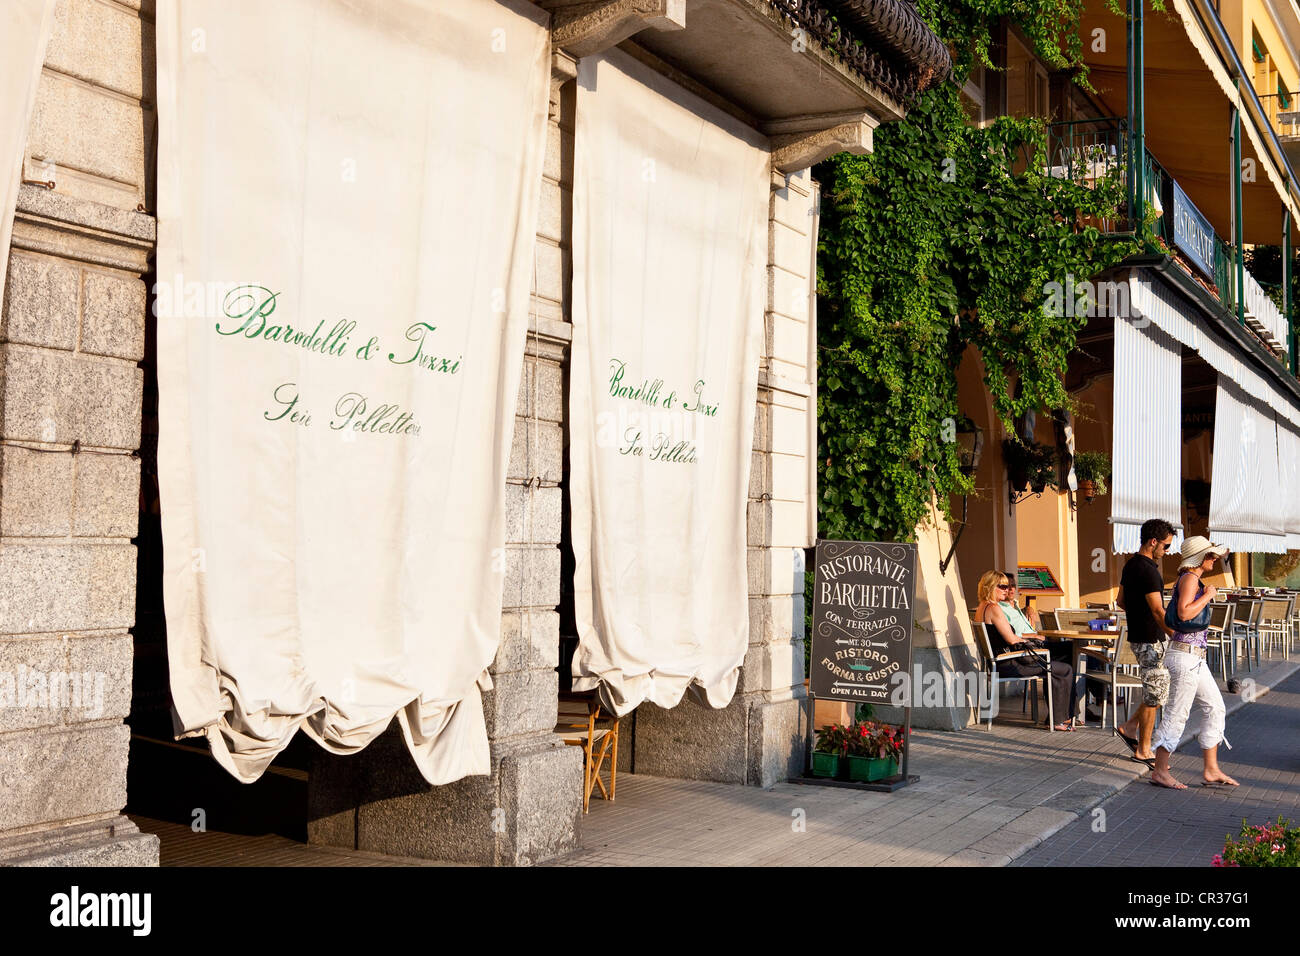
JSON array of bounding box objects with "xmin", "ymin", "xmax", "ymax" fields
[
  {"xmin": 1243, "ymin": 268, "xmax": 1290, "ymax": 356},
  {"xmin": 1045, "ymin": 117, "xmax": 1293, "ymax": 367},
  {"xmin": 1258, "ymin": 92, "xmax": 1300, "ymax": 140}
]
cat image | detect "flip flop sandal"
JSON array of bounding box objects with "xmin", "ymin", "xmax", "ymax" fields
[
  {"xmin": 1115, "ymin": 728, "xmax": 1141, "ymax": 757},
  {"xmin": 1130, "ymin": 755, "xmax": 1156, "ymax": 768},
  {"xmin": 1150, "ymin": 779, "xmax": 1186, "ymax": 790},
  {"xmin": 1201, "ymin": 781, "xmax": 1238, "ymax": 788}
]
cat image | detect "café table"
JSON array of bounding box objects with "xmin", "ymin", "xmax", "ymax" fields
[{"xmin": 1037, "ymin": 628, "xmax": 1121, "ymax": 724}]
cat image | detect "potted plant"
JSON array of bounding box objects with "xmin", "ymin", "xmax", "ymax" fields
[
  {"xmin": 1213, "ymin": 816, "xmax": 1300, "ymax": 867},
  {"xmin": 1003, "ymin": 438, "xmax": 1060, "ymax": 494},
  {"xmin": 845, "ymin": 721, "xmax": 905, "ymax": 782},
  {"xmin": 812, "ymin": 723, "xmax": 851, "ymax": 778},
  {"xmin": 1073, "ymin": 450, "xmax": 1110, "ymax": 502}
]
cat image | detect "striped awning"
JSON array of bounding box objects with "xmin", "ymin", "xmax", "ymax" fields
[
  {"xmin": 1129, "ymin": 272, "xmax": 1300, "ymax": 430},
  {"xmin": 1126, "ymin": 269, "xmax": 1300, "ymax": 554},
  {"xmin": 1111, "ymin": 314, "xmax": 1184, "ymax": 554},
  {"xmin": 1208, "ymin": 378, "xmax": 1289, "ymax": 553},
  {"xmin": 1280, "ymin": 422, "xmax": 1300, "ymax": 550}
]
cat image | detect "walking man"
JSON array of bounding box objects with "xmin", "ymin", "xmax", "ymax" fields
[{"xmin": 1115, "ymin": 519, "xmax": 1176, "ymax": 768}]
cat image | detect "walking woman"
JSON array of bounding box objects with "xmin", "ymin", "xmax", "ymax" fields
[
  {"xmin": 1149, "ymin": 536, "xmax": 1240, "ymax": 790},
  {"xmin": 975, "ymin": 570, "xmax": 1077, "ymax": 731}
]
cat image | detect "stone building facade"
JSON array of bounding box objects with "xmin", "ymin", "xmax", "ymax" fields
[
  {"xmin": 1, "ymin": 0, "xmax": 156, "ymax": 865},
  {"xmin": 1, "ymin": 0, "xmax": 946, "ymax": 866}
]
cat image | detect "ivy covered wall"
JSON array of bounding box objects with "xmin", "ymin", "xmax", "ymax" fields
[{"xmin": 813, "ymin": 0, "xmax": 1145, "ymax": 546}]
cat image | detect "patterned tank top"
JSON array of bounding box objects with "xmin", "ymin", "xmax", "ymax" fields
[{"xmin": 1171, "ymin": 571, "xmax": 1209, "ymax": 649}]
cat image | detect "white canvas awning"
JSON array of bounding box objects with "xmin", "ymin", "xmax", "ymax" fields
[
  {"xmin": 1126, "ymin": 271, "xmax": 1300, "ymax": 554},
  {"xmin": 568, "ymin": 50, "xmax": 769, "ymax": 716},
  {"xmin": 0, "ymin": 0, "xmax": 57, "ymax": 307},
  {"xmin": 1208, "ymin": 378, "xmax": 1289, "ymax": 553},
  {"xmin": 1110, "ymin": 314, "xmax": 1184, "ymax": 554},
  {"xmin": 1279, "ymin": 422, "xmax": 1300, "ymax": 550},
  {"xmin": 1129, "ymin": 271, "xmax": 1300, "ymax": 430},
  {"xmin": 156, "ymin": 0, "xmax": 551, "ymax": 784}
]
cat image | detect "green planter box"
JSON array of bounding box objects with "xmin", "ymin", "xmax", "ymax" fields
[
  {"xmin": 847, "ymin": 755, "xmax": 899, "ymax": 782},
  {"xmin": 810, "ymin": 752, "xmax": 841, "ymax": 778}
]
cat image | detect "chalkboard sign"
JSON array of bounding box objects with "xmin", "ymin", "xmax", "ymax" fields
[
  {"xmin": 1016, "ymin": 563, "xmax": 1063, "ymax": 594},
  {"xmin": 809, "ymin": 540, "xmax": 918, "ymax": 704}
]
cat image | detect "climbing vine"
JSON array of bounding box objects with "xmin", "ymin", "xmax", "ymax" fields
[{"xmin": 814, "ymin": 1, "xmax": 1145, "ymax": 545}]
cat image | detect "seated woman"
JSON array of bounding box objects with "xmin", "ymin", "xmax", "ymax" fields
[
  {"xmin": 975, "ymin": 569, "xmax": 1077, "ymax": 731},
  {"xmin": 1148, "ymin": 537, "xmax": 1239, "ymax": 790},
  {"xmin": 1001, "ymin": 573, "xmax": 1041, "ymax": 631}
]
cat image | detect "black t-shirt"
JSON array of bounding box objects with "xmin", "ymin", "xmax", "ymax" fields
[{"xmin": 1121, "ymin": 554, "xmax": 1166, "ymax": 644}]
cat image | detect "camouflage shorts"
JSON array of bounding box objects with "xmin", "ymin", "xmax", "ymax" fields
[{"xmin": 1133, "ymin": 639, "xmax": 1170, "ymax": 708}]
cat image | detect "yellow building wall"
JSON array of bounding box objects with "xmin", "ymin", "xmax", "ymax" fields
[
  {"xmin": 951, "ymin": 347, "xmax": 1019, "ymax": 612},
  {"xmin": 1072, "ymin": 374, "xmax": 1120, "ymax": 605},
  {"xmin": 1013, "ymin": 410, "xmax": 1080, "ymax": 612},
  {"xmin": 1223, "ymin": 0, "xmax": 1300, "ymax": 99}
]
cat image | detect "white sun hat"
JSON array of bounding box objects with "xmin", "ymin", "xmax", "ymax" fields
[{"xmin": 1177, "ymin": 535, "xmax": 1229, "ymax": 570}]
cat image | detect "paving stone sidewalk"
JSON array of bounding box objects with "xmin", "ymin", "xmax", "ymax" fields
[
  {"xmin": 128, "ymin": 657, "xmax": 1297, "ymax": 866},
  {"xmin": 555, "ymin": 658, "xmax": 1300, "ymax": 867},
  {"xmin": 1014, "ymin": 665, "xmax": 1300, "ymax": 867}
]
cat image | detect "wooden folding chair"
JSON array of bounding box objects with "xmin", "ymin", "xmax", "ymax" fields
[{"xmin": 555, "ymin": 691, "xmax": 620, "ymax": 813}]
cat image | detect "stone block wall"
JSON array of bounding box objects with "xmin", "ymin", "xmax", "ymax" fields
[{"xmin": 0, "ymin": 0, "xmax": 158, "ymax": 866}]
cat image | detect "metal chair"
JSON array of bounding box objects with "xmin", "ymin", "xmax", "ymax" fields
[
  {"xmin": 1082, "ymin": 625, "xmax": 1144, "ymax": 731},
  {"xmin": 974, "ymin": 622, "xmax": 1054, "ymax": 732},
  {"xmin": 1204, "ymin": 602, "xmax": 1234, "ymax": 681},
  {"xmin": 1053, "ymin": 609, "xmax": 1093, "ymax": 630},
  {"xmin": 1228, "ymin": 597, "xmax": 1261, "ymax": 670},
  {"xmin": 1288, "ymin": 593, "xmax": 1300, "ymax": 654}
]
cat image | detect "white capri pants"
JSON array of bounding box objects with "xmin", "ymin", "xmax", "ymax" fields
[{"xmin": 1151, "ymin": 648, "xmax": 1226, "ymax": 753}]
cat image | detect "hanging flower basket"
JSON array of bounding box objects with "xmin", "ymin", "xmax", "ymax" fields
[
  {"xmin": 1073, "ymin": 450, "xmax": 1110, "ymax": 503},
  {"xmin": 1003, "ymin": 439, "xmax": 1059, "ymax": 496}
]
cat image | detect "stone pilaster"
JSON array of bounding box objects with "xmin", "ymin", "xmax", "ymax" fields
[{"xmin": 0, "ymin": 184, "xmax": 158, "ymax": 867}]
